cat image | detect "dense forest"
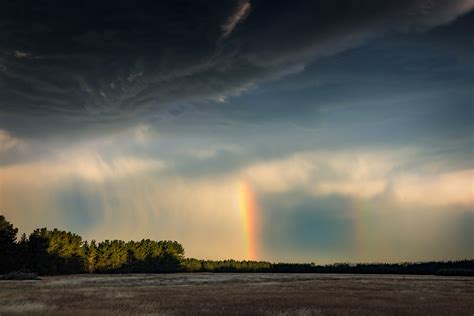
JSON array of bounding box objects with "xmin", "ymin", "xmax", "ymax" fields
[{"xmin": 1, "ymin": 215, "xmax": 473, "ymax": 276}]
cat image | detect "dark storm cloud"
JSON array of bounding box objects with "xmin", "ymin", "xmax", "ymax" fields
[{"xmin": 1, "ymin": 0, "xmax": 473, "ymax": 136}]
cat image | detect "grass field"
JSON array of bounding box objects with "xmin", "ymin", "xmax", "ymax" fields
[{"xmin": 0, "ymin": 273, "xmax": 473, "ymax": 315}]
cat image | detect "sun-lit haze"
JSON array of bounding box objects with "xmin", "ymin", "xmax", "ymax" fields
[{"xmin": 1, "ymin": 1, "xmax": 473, "ymax": 263}]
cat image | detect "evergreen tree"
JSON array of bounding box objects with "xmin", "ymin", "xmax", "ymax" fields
[
  {"xmin": 83, "ymin": 240, "xmax": 98, "ymax": 273},
  {"xmin": 0, "ymin": 215, "xmax": 19, "ymax": 274},
  {"xmin": 27, "ymin": 228, "xmax": 85, "ymax": 275}
]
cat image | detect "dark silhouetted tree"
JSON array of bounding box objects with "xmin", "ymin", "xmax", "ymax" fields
[
  {"xmin": 83, "ymin": 240, "xmax": 98, "ymax": 273},
  {"xmin": 0, "ymin": 215, "xmax": 19, "ymax": 273},
  {"xmin": 27, "ymin": 228, "xmax": 85, "ymax": 275}
]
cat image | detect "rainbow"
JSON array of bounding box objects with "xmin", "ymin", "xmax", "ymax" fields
[
  {"xmin": 353, "ymin": 198, "xmax": 373, "ymax": 262},
  {"xmin": 238, "ymin": 181, "xmax": 258, "ymax": 260}
]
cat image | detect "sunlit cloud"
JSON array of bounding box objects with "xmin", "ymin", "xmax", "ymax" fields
[
  {"xmin": 392, "ymin": 169, "xmax": 474, "ymax": 207},
  {"xmin": 2, "ymin": 151, "xmax": 166, "ymax": 183},
  {"xmin": 242, "ymin": 150, "xmax": 398, "ymax": 198},
  {"xmin": 132, "ymin": 124, "xmax": 154, "ymax": 144},
  {"xmin": 0, "ymin": 129, "xmax": 25, "ymax": 152},
  {"xmin": 314, "ymin": 180, "xmax": 387, "ymax": 199},
  {"xmin": 242, "ymin": 153, "xmax": 314, "ymax": 193},
  {"xmin": 241, "ymin": 149, "xmax": 473, "ymax": 206},
  {"xmin": 222, "ymin": 0, "xmax": 251, "ymax": 39},
  {"xmin": 190, "ymin": 144, "xmax": 241, "ymax": 160}
]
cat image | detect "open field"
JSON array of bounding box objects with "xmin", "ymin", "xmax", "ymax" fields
[{"xmin": 0, "ymin": 273, "xmax": 473, "ymax": 315}]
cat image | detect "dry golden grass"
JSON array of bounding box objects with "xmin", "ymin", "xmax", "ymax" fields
[{"xmin": 0, "ymin": 273, "xmax": 473, "ymax": 315}]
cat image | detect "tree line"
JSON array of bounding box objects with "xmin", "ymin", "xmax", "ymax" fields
[
  {"xmin": 0, "ymin": 215, "xmax": 184, "ymax": 275},
  {"xmin": 1, "ymin": 215, "xmax": 473, "ymax": 276}
]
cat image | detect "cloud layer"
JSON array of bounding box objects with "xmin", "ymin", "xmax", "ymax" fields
[
  {"xmin": 1, "ymin": 1, "xmax": 472, "ymax": 263},
  {"xmin": 2, "ymin": 136, "xmax": 472, "ymax": 261},
  {"xmin": 1, "ymin": 0, "xmax": 473, "ymax": 137}
]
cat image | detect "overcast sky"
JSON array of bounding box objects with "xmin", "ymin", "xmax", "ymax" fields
[{"xmin": 1, "ymin": 0, "xmax": 473, "ymax": 263}]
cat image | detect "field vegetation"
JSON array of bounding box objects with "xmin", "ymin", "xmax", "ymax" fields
[{"xmin": 0, "ymin": 273, "xmax": 473, "ymax": 315}]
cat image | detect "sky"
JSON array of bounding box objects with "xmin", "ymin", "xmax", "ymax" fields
[{"xmin": 0, "ymin": 0, "xmax": 473, "ymax": 263}]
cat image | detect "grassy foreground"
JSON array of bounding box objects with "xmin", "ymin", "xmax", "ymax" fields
[{"xmin": 0, "ymin": 273, "xmax": 473, "ymax": 315}]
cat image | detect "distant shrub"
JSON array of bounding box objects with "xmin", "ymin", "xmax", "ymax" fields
[
  {"xmin": 435, "ymin": 269, "xmax": 474, "ymax": 276},
  {"xmin": 0, "ymin": 271, "xmax": 39, "ymax": 280}
]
